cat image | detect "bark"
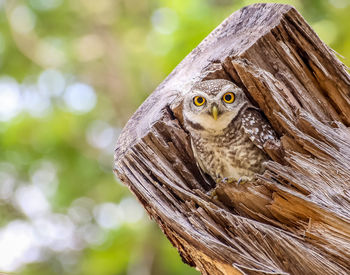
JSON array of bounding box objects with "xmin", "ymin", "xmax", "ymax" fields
[{"xmin": 114, "ymin": 3, "xmax": 350, "ymax": 275}]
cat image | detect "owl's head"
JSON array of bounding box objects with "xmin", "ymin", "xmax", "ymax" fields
[{"xmin": 183, "ymin": 79, "xmax": 250, "ymax": 133}]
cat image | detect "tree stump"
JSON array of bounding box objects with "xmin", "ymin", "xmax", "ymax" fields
[{"xmin": 114, "ymin": 3, "xmax": 350, "ymax": 275}]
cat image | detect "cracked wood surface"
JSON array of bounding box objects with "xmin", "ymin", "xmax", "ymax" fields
[{"xmin": 114, "ymin": 3, "xmax": 350, "ymax": 275}]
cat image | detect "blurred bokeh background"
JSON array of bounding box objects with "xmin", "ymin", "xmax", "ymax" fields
[{"xmin": 0, "ymin": 0, "xmax": 349, "ymax": 274}]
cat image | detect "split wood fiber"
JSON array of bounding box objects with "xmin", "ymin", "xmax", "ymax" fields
[{"xmin": 115, "ymin": 4, "xmax": 350, "ymax": 274}]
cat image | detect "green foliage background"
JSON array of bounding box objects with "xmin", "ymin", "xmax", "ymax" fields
[{"xmin": 0, "ymin": 0, "xmax": 349, "ymax": 274}]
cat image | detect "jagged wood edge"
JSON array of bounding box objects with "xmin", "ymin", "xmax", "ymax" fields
[{"xmin": 115, "ymin": 3, "xmax": 350, "ymax": 275}]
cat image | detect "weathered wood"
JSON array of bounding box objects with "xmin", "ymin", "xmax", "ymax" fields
[{"xmin": 114, "ymin": 3, "xmax": 350, "ymax": 275}]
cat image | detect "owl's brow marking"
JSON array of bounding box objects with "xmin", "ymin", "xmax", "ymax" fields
[{"xmin": 192, "ymin": 80, "xmax": 231, "ymax": 96}]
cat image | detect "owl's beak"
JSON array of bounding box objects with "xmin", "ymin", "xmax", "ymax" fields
[{"xmin": 211, "ymin": 106, "xmax": 218, "ymax": 120}]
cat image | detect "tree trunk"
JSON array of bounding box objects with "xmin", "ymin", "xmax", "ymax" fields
[{"xmin": 114, "ymin": 3, "xmax": 350, "ymax": 274}]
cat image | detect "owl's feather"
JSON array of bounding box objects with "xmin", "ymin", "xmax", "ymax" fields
[
  {"xmin": 191, "ymin": 139, "xmax": 216, "ymax": 186},
  {"xmin": 241, "ymin": 107, "xmax": 278, "ymax": 150}
]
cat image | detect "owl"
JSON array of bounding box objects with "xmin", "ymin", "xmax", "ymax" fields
[{"xmin": 182, "ymin": 79, "xmax": 277, "ymax": 184}]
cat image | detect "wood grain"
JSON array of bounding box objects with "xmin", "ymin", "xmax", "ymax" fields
[{"xmin": 115, "ymin": 3, "xmax": 350, "ymax": 274}]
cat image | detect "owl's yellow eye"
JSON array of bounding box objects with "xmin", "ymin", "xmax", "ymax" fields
[
  {"xmin": 193, "ymin": 96, "xmax": 206, "ymax": 106},
  {"xmin": 222, "ymin": 92, "xmax": 235, "ymax": 104}
]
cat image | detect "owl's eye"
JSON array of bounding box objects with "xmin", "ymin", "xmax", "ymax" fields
[
  {"xmin": 222, "ymin": 92, "xmax": 235, "ymax": 104},
  {"xmin": 193, "ymin": 96, "xmax": 206, "ymax": 106}
]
